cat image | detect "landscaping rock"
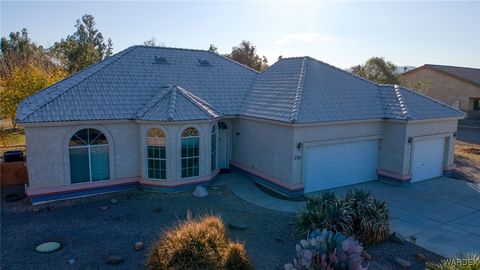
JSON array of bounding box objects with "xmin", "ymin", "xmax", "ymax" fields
[
  {"xmin": 210, "ymin": 186, "xmax": 219, "ymax": 190},
  {"xmin": 192, "ymin": 186, "xmax": 208, "ymax": 197},
  {"xmin": 389, "ymin": 231, "xmax": 405, "ymax": 244},
  {"xmin": 227, "ymin": 223, "xmax": 249, "ymax": 231},
  {"xmin": 99, "ymin": 205, "xmax": 109, "ymax": 211},
  {"xmin": 35, "ymin": 242, "xmax": 62, "ymax": 253},
  {"xmin": 394, "ymin": 256, "xmax": 411, "ymax": 268},
  {"xmin": 134, "ymin": 241, "xmax": 144, "ymax": 251},
  {"xmin": 68, "ymin": 259, "xmax": 75, "ymax": 265},
  {"xmin": 110, "ymin": 198, "xmax": 118, "ymax": 204},
  {"xmin": 416, "ymin": 253, "xmax": 426, "ymax": 262},
  {"xmin": 32, "ymin": 207, "xmax": 41, "ymax": 213},
  {"xmin": 106, "ymin": 255, "xmax": 124, "ymax": 265}
]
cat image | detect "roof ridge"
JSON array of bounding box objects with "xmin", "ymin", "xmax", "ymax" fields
[
  {"xmin": 397, "ymin": 85, "xmax": 465, "ymax": 116},
  {"xmin": 18, "ymin": 46, "xmax": 137, "ymax": 122},
  {"xmin": 167, "ymin": 86, "xmax": 178, "ymax": 121},
  {"xmin": 176, "ymin": 86, "xmax": 220, "ymax": 118},
  {"xmin": 393, "ymin": 85, "xmax": 411, "ymax": 120},
  {"xmin": 290, "ymin": 57, "xmax": 308, "ymax": 123},
  {"xmin": 425, "ymin": 64, "xmax": 480, "ymax": 70},
  {"xmin": 135, "ymin": 86, "xmax": 171, "ymax": 119}
]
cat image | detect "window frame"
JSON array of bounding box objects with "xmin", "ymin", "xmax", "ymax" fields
[
  {"xmin": 68, "ymin": 128, "xmax": 110, "ymax": 184},
  {"xmin": 146, "ymin": 128, "xmax": 167, "ymax": 180},
  {"xmin": 180, "ymin": 127, "xmax": 200, "ymax": 179},
  {"xmin": 211, "ymin": 124, "xmax": 217, "ymax": 171}
]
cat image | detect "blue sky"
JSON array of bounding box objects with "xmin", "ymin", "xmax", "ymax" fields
[{"xmin": 1, "ymin": 1, "xmax": 479, "ymax": 69}]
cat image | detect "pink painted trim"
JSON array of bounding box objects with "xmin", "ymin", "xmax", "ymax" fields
[
  {"xmin": 26, "ymin": 177, "xmax": 140, "ymax": 197},
  {"xmin": 230, "ymin": 160, "xmax": 304, "ymax": 190},
  {"xmin": 443, "ymin": 164, "xmax": 456, "ymax": 171},
  {"xmin": 377, "ymin": 169, "xmax": 411, "ymax": 181},
  {"xmin": 140, "ymin": 170, "xmax": 219, "ymax": 187}
]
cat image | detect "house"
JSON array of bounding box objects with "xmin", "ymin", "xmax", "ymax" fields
[
  {"xmin": 401, "ymin": 64, "xmax": 480, "ymax": 111},
  {"xmin": 17, "ymin": 46, "xmax": 464, "ymax": 204}
]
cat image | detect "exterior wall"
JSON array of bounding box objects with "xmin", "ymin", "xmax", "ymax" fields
[
  {"xmin": 25, "ymin": 122, "xmax": 139, "ymax": 189},
  {"xmin": 404, "ymin": 119, "xmax": 458, "ymax": 175},
  {"xmin": 293, "ymin": 121, "xmax": 384, "ymax": 184},
  {"xmin": 230, "ymin": 118, "xmax": 294, "ymax": 185},
  {"xmin": 401, "ymin": 68, "xmax": 480, "ymax": 110}
]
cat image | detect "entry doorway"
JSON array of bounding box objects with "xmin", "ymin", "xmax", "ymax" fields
[{"xmin": 217, "ymin": 122, "xmax": 230, "ymax": 169}]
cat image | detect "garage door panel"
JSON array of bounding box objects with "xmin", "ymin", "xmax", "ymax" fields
[
  {"xmin": 304, "ymin": 140, "xmax": 379, "ymax": 192},
  {"xmin": 412, "ymin": 138, "xmax": 445, "ymax": 182}
]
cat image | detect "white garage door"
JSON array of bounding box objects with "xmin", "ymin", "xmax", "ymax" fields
[
  {"xmin": 412, "ymin": 137, "xmax": 445, "ymax": 182},
  {"xmin": 303, "ymin": 140, "xmax": 379, "ymax": 193}
]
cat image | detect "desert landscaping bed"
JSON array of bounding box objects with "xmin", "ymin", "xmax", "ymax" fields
[
  {"xmin": 1, "ymin": 185, "xmax": 443, "ymax": 269},
  {"xmin": 454, "ymin": 141, "xmax": 480, "ymax": 184}
]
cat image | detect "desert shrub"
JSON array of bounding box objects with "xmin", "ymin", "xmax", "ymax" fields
[
  {"xmin": 426, "ymin": 253, "xmax": 480, "ymax": 270},
  {"xmin": 284, "ymin": 229, "xmax": 370, "ymax": 270},
  {"xmin": 223, "ymin": 242, "xmax": 253, "ymax": 270},
  {"xmin": 296, "ymin": 189, "xmax": 390, "ymax": 245},
  {"xmin": 345, "ymin": 189, "xmax": 390, "ymax": 245},
  {"xmin": 146, "ymin": 215, "xmax": 252, "ymax": 270}
]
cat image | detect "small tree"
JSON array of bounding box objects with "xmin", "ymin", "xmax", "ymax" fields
[
  {"xmin": 351, "ymin": 57, "xmax": 399, "ymax": 84},
  {"xmin": 0, "ymin": 64, "xmax": 66, "ymax": 127},
  {"xmin": 50, "ymin": 14, "xmax": 113, "ymax": 74},
  {"xmin": 227, "ymin": 40, "xmax": 268, "ymax": 71},
  {"xmin": 208, "ymin": 44, "xmax": 218, "ymax": 53}
]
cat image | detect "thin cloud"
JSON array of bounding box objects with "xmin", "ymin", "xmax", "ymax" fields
[{"xmin": 274, "ymin": 32, "xmax": 341, "ymax": 46}]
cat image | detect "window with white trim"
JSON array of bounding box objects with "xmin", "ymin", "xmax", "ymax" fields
[
  {"xmin": 69, "ymin": 128, "xmax": 109, "ymax": 183},
  {"xmin": 181, "ymin": 127, "xmax": 200, "ymax": 178},
  {"xmin": 211, "ymin": 124, "xmax": 217, "ymax": 171},
  {"xmin": 147, "ymin": 128, "xmax": 167, "ymax": 180}
]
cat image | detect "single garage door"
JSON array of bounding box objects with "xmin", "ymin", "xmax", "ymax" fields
[
  {"xmin": 411, "ymin": 137, "xmax": 445, "ymax": 182},
  {"xmin": 303, "ymin": 140, "xmax": 379, "ymax": 193}
]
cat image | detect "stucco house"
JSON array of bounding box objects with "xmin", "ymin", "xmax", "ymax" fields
[
  {"xmin": 17, "ymin": 46, "xmax": 464, "ymax": 204},
  {"xmin": 401, "ymin": 64, "xmax": 480, "ymax": 112}
]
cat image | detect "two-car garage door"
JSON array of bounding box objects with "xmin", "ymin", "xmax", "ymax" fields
[{"xmin": 303, "ymin": 140, "xmax": 379, "ymax": 193}]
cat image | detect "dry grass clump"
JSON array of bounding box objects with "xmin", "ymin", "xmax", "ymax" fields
[
  {"xmin": 146, "ymin": 215, "xmax": 252, "ymax": 270},
  {"xmin": 455, "ymin": 142, "xmax": 480, "ymax": 183}
]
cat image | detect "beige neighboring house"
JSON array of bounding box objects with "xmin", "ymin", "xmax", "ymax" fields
[{"xmin": 401, "ymin": 64, "xmax": 480, "ymax": 112}]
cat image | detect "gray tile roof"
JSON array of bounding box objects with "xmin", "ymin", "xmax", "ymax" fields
[
  {"xmin": 17, "ymin": 46, "xmax": 464, "ymax": 124},
  {"xmin": 418, "ymin": 64, "xmax": 480, "ymax": 86}
]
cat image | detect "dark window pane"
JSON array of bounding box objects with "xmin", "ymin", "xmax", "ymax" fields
[
  {"xmin": 160, "ymin": 147, "xmax": 166, "ymax": 159},
  {"xmin": 193, "ymin": 167, "xmax": 199, "ymax": 176},
  {"xmin": 70, "ymin": 148, "xmax": 90, "ymax": 183},
  {"xmin": 160, "ymin": 170, "xmax": 166, "ymax": 179},
  {"xmin": 148, "ymin": 169, "xmax": 154, "ymax": 178},
  {"xmin": 91, "ymin": 146, "xmax": 109, "ymax": 181}
]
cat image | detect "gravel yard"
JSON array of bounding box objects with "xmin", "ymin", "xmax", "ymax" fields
[
  {"xmin": 1, "ymin": 185, "xmax": 298, "ymax": 270},
  {"xmin": 454, "ymin": 141, "xmax": 480, "ymax": 184},
  {"xmin": 1, "ymin": 183, "xmax": 444, "ymax": 270}
]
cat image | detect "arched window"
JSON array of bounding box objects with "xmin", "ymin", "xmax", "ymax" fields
[
  {"xmin": 211, "ymin": 125, "xmax": 217, "ymax": 171},
  {"xmin": 181, "ymin": 127, "xmax": 200, "ymax": 178},
  {"xmin": 69, "ymin": 128, "xmax": 109, "ymax": 183},
  {"xmin": 147, "ymin": 128, "xmax": 167, "ymax": 180},
  {"xmin": 218, "ymin": 122, "xmax": 228, "ymax": 130}
]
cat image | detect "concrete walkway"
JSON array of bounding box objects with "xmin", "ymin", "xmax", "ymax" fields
[{"xmin": 218, "ymin": 173, "xmax": 480, "ymax": 258}]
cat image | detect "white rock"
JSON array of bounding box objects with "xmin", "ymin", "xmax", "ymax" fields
[
  {"xmin": 192, "ymin": 186, "xmax": 208, "ymax": 197},
  {"xmin": 35, "ymin": 242, "xmax": 61, "ymax": 253}
]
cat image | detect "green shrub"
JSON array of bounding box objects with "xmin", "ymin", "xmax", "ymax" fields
[
  {"xmin": 345, "ymin": 189, "xmax": 390, "ymax": 245},
  {"xmin": 296, "ymin": 189, "xmax": 390, "ymax": 245},
  {"xmin": 426, "ymin": 253, "xmax": 480, "ymax": 270},
  {"xmin": 146, "ymin": 215, "xmax": 252, "ymax": 270}
]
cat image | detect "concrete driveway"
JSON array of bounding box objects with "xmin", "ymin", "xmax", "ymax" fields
[{"xmin": 328, "ymin": 177, "xmax": 480, "ymax": 258}]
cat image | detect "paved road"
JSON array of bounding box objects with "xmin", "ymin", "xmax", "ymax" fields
[{"xmin": 457, "ymin": 126, "xmax": 480, "ymax": 144}]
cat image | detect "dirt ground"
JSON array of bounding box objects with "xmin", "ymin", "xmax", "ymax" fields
[{"xmin": 454, "ymin": 141, "xmax": 480, "ymax": 184}]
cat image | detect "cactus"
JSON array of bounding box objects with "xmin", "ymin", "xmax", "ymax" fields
[{"xmin": 285, "ymin": 229, "xmax": 370, "ymax": 270}]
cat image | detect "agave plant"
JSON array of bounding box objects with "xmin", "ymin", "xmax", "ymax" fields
[
  {"xmin": 296, "ymin": 191, "xmax": 341, "ymax": 234},
  {"xmin": 320, "ymin": 201, "xmax": 353, "ymax": 235}
]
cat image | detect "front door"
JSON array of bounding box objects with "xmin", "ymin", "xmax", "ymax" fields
[{"xmin": 217, "ymin": 122, "xmax": 230, "ymax": 169}]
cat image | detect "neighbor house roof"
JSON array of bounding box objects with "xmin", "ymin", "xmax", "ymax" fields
[
  {"xmin": 404, "ymin": 64, "xmax": 480, "ymax": 86},
  {"xmin": 17, "ymin": 46, "xmax": 464, "ymax": 124}
]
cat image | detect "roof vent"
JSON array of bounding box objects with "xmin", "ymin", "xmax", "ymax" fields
[
  {"xmin": 197, "ymin": 58, "xmax": 212, "ymax": 67},
  {"xmin": 154, "ymin": 56, "xmax": 168, "ymax": 64}
]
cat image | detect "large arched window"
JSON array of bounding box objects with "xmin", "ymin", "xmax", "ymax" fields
[
  {"xmin": 147, "ymin": 128, "xmax": 167, "ymax": 180},
  {"xmin": 211, "ymin": 125, "xmax": 217, "ymax": 171},
  {"xmin": 181, "ymin": 127, "xmax": 200, "ymax": 178},
  {"xmin": 69, "ymin": 128, "xmax": 109, "ymax": 183}
]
